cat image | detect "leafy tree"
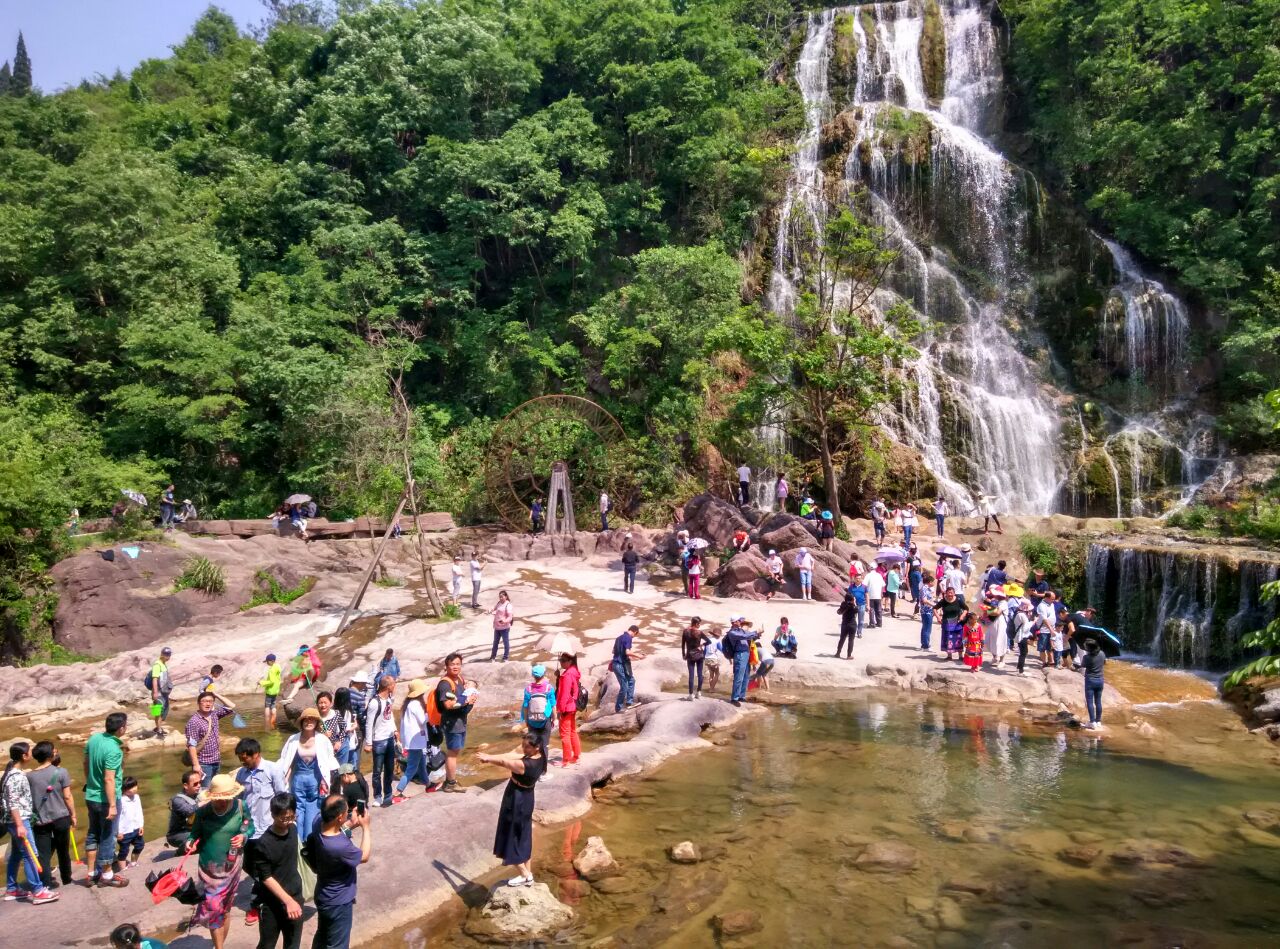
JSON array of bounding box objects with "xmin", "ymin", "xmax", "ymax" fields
[
  {"xmin": 731, "ymin": 207, "xmax": 919, "ymax": 523},
  {"xmin": 1223, "ymin": 580, "xmax": 1280, "ymax": 690},
  {"xmin": 10, "ymin": 33, "xmax": 31, "ymax": 96}
]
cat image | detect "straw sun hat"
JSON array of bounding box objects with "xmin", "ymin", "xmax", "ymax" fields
[
  {"xmin": 406, "ymin": 678, "xmax": 429, "ymax": 698},
  {"xmin": 200, "ymin": 773, "xmax": 243, "ymax": 802}
]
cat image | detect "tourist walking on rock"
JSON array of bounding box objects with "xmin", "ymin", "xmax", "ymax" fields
[
  {"xmin": 166, "ymin": 770, "xmax": 201, "ymax": 851},
  {"xmin": 317, "ymin": 691, "xmax": 347, "ymax": 753},
  {"xmin": 260, "ymin": 654, "xmax": 282, "ymax": 728},
  {"xmin": 160, "ymin": 484, "xmax": 176, "ymax": 531},
  {"xmin": 249, "ymin": 792, "xmax": 304, "ymax": 949},
  {"xmin": 681, "ymin": 617, "xmax": 711, "ymax": 699},
  {"xmin": 450, "ymin": 555, "xmax": 464, "ymax": 605},
  {"xmin": 332, "ymin": 689, "xmax": 360, "ymax": 769},
  {"xmin": 375, "ymin": 647, "xmax": 400, "ymax": 682},
  {"xmin": 687, "ymin": 550, "xmax": 702, "ymax": 599},
  {"xmin": 307, "ymin": 794, "xmax": 371, "ymax": 949},
  {"xmin": 469, "ymin": 554, "xmax": 484, "ymax": 607},
  {"xmin": 959, "ymin": 544, "xmax": 974, "ymax": 586},
  {"xmin": 934, "ymin": 497, "xmax": 948, "ymax": 536},
  {"xmin": 490, "ymin": 590, "xmax": 514, "ymax": 662},
  {"xmin": 521, "ymin": 666, "xmax": 557, "ymax": 765},
  {"xmin": 765, "ymin": 549, "xmax": 784, "ymax": 600},
  {"xmin": 725, "ymin": 617, "xmax": 757, "ymax": 705},
  {"xmin": 235, "ymin": 737, "xmax": 287, "ymax": 927},
  {"xmin": 1013, "ymin": 600, "xmax": 1034, "ymax": 675},
  {"xmin": 84, "ymin": 712, "xmax": 129, "ymax": 888},
  {"xmin": 28, "ymin": 741, "xmax": 74, "ymax": 891},
  {"xmin": 836, "ymin": 593, "xmax": 858, "ymax": 659},
  {"xmin": 479, "ymin": 732, "xmax": 546, "ymax": 888},
  {"xmin": 736, "ymin": 463, "xmax": 751, "ymax": 506},
  {"xmin": 772, "ymin": 618, "xmax": 798, "ymax": 658},
  {"xmin": 908, "ymin": 557, "xmax": 923, "ymax": 611},
  {"xmin": 819, "ymin": 513, "xmax": 835, "ymax": 551},
  {"xmin": 364, "ymin": 677, "xmax": 398, "ymax": 806},
  {"xmin": 870, "ymin": 498, "xmax": 888, "ymax": 544},
  {"xmin": 345, "ymin": 672, "xmax": 369, "ymax": 770},
  {"xmin": 775, "ymin": 473, "xmax": 789, "ymax": 512},
  {"xmin": 621, "ymin": 543, "xmax": 639, "ymax": 593},
  {"xmin": 704, "ymin": 629, "xmax": 723, "ymax": 693},
  {"xmin": 1034, "ymin": 591, "xmax": 1057, "ymax": 668},
  {"xmin": 938, "ymin": 588, "xmax": 971, "ymax": 661},
  {"xmin": 962, "ymin": 616, "xmax": 985, "ymax": 672},
  {"xmin": 675, "ymin": 530, "xmax": 692, "ymax": 595},
  {"xmin": 280, "ymin": 708, "xmax": 338, "ymax": 835},
  {"xmin": 530, "ymin": 498, "xmax": 544, "ymax": 535},
  {"xmin": 186, "ymin": 774, "xmax": 254, "ymax": 949},
  {"xmin": 863, "ymin": 567, "xmax": 885, "ymax": 628},
  {"xmin": 148, "ymin": 646, "xmax": 174, "ymax": 737},
  {"xmin": 555, "ymin": 653, "xmax": 582, "ymax": 765},
  {"xmin": 1081, "ymin": 639, "xmax": 1107, "ymax": 728},
  {"xmin": 4, "ymin": 741, "xmax": 59, "ymax": 903},
  {"xmin": 982, "ymin": 588, "xmax": 1009, "ymax": 666},
  {"xmin": 434, "ymin": 653, "xmax": 475, "ymax": 793},
  {"xmin": 394, "ymin": 680, "xmax": 432, "ymax": 802},
  {"xmin": 979, "ymin": 494, "xmax": 1003, "ymax": 534},
  {"xmin": 186, "ymin": 691, "xmax": 236, "ymax": 788},
  {"xmin": 918, "ymin": 583, "xmax": 935, "ymax": 649},
  {"xmin": 599, "ymin": 491, "xmax": 610, "ymax": 531},
  {"xmin": 611, "ymin": 626, "xmax": 639, "ymax": 712},
  {"xmin": 795, "ymin": 547, "xmax": 814, "ymax": 599},
  {"xmin": 885, "ymin": 564, "xmax": 901, "ymax": 618}
]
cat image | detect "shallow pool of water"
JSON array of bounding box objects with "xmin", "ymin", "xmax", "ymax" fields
[{"xmin": 417, "ymin": 690, "xmax": 1280, "ymax": 947}]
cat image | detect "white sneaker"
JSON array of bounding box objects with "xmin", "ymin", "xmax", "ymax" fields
[
  {"xmin": 507, "ymin": 875, "xmax": 532, "ymax": 887},
  {"xmin": 695, "ymin": 691, "xmax": 701, "ymax": 700},
  {"xmin": 369, "ymin": 800, "xmax": 383, "ymax": 807}
]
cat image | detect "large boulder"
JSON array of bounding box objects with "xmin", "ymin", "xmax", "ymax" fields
[
  {"xmin": 757, "ymin": 519, "xmax": 819, "ymax": 553},
  {"xmin": 572, "ymin": 836, "xmax": 620, "ymax": 881},
  {"xmin": 679, "ymin": 494, "xmax": 750, "ymax": 548},
  {"xmin": 463, "ymin": 882, "xmax": 574, "ymax": 943},
  {"xmin": 712, "ymin": 550, "xmax": 770, "ymax": 600}
]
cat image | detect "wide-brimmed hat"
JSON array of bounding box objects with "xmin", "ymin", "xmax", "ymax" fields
[
  {"xmin": 406, "ymin": 678, "xmax": 428, "ymax": 698},
  {"xmin": 960, "ymin": 543, "xmax": 971, "ymax": 552},
  {"xmin": 338, "ymin": 763, "xmax": 357, "ymax": 775},
  {"xmin": 988, "ymin": 584, "xmax": 1007, "ymax": 598},
  {"xmin": 349, "ymin": 669, "xmax": 371, "ymax": 684},
  {"xmin": 298, "ymin": 706, "xmax": 321, "ymax": 724},
  {"xmin": 200, "ymin": 773, "xmax": 243, "ymax": 802}
]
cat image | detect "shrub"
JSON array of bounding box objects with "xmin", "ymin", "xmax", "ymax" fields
[
  {"xmin": 174, "ymin": 557, "xmax": 226, "ymax": 595},
  {"xmin": 242, "ymin": 571, "xmax": 315, "ymax": 610},
  {"xmin": 1018, "ymin": 533, "xmax": 1058, "ymax": 573}
]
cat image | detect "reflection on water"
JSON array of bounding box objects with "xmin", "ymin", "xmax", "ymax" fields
[{"xmin": 419, "ymin": 691, "xmax": 1280, "ymax": 947}]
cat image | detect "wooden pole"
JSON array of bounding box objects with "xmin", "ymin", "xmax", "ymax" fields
[
  {"xmin": 406, "ymin": 478, "xmax": 444, "ymax": 617},
  {"xmin": 334, "ymin": 489, "xmax": 410, "ymax": 638}
]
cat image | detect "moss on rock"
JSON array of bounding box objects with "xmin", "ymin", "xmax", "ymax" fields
[{"xmin": 920, "ymin": 0, "xmax": 947, "ymax": 102}]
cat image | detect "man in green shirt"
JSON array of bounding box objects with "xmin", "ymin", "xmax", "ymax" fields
[
  {"xmin": 150, "ymin": 646, "xmax": 174, "ymax": 737},
  {"xmin": 83, "ymin": 712, "xmax": 130, "ymax": 887}
]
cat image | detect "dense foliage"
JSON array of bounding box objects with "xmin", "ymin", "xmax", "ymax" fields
[
  {"xmin": 0, "ymin": 0, "xmax": 799, "ymax": 655},
  {"xmin": 1001, "ymin": 0, "xmax": 1280, "ymax": 448}
]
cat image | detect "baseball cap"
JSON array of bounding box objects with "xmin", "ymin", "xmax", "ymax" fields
[
  {"xmin": 532, "ymin": 663, "xmax": 546, "ymax": 677},
  {"xmin": 160, "ymin": 646, "xmax": 173, "ymax": 656},
  {"xmin": 265, "ymin": 653, "xmax": 277, "ymax": 661}
]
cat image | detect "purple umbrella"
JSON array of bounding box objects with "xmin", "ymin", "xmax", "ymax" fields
[
  {"xmin": 874, "ymin": 549, "xmax": 906, "ymax": 563},
  {"xmin": 935, "ymin": 545, "xmax": 962, "ymax": 558}
]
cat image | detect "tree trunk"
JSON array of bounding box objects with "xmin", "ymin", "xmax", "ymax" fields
[{"xmin": 819, "ymin": 426, "xmax": 843, "ymax": 524}]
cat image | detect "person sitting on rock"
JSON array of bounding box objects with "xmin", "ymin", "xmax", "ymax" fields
[
  {"xmin": 764, "ymin": 550, "xmax": 784, "ymax": 600},
  {"xmin": 732, "ymin": 529, "xmax": 752, "ymax": 554},
  {"xmin": 799, "ymin": 497, "xmax": 817, "ymax": 520},
  {"xmin": 772, "ymin": 618, "xmax": 798, "ymax": 658}
]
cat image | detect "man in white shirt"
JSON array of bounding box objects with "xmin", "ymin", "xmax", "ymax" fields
[
  {"xmin": 870, "ymin": 498, "xmax": 888, "ymax": 543},
  {"xmin": 795, "ymin": 547, "xmax": 814, "ymax": 600},
  {"xmin": 934, "ymin": 497, "xmax": 949, "ymax": 536},
  {"xmin": 944, "ymin": 559, "xmax": 966, "ymax": 594},
  {"xmin": 736, "ymin": 464, "xmax": 751, "ymax": 505},
  {"xmin": 863, "ymin": 569, "xmax": 886, "ymax": 627},
  {"xmin": 363, "ymin": 676, "xmax": 398, "ymax": 808},
  {"xmin": 1036, "ymin": 595, "xmax": 1058, "ymax": 668},
  {"xmin": 469, "ymin": 555, "xmax": 483, "ymax": 608},
  {"xmin": 450, "ymin": 555, "xmax": 464, "ymax": 605},
  {"xmin": 600, "ymin": 492, "xmax": 610, "ymax": 531}
]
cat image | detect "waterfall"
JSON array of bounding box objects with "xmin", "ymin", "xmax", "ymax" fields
[
  {"xmin": 1085, "ymin": 540, "xmax": 1280, "ymax": 670},
  {"xmin": 1101, "ymin": 239, "xmax": 1190, "ymax": 400}
]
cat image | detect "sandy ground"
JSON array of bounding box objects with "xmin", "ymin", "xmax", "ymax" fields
[{"xmin": 0, "ymin": 553, "xmax": 1128, "ymax": 945}]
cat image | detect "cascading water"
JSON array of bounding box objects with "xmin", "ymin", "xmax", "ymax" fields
[
  {"xmin": 1085, "ymin": 540, "xmax": 1280, "ymax": 669},
  {"xmin": 1101, "ymin": 240, "xmax": 1190, "ymax": 400}
]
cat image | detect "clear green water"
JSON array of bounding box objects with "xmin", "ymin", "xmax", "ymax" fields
[{"xmin": 424, "ymin": 691, "xmax": 1280, "ymax": 947}]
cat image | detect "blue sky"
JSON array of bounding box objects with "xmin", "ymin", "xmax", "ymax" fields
[{"xmin": 0, "ymin": 1, "xmax": 267, "ymax": 92}]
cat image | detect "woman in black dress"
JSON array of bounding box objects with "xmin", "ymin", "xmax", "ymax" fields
[{"xmin": 478, "ymin": 732, "xmax": 546, "ymax": 887}]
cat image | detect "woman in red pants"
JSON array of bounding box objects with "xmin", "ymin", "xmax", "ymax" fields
[{"xmin": 555, "ymin": 653, "xmax": 582, "ymax": 766}]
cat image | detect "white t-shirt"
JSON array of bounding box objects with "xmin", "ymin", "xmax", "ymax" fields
[
  {"xmin": 400, "ymin": 699, "xmax": 428, "ymax": 750},
  {"xmin": 872, "ymin": 501, "xmax": 887, "ymax": 521},
  {"xmin": 600, "ymin": 494, "xmax": 609, "ymax": 513},
  {"xmin": 980, "ymin": 497, "xmax": 997, "ymax": 516},
  {"xmin": 795, "ymin": 551, "xmax": 814, "ymax": 571},
  {"xmin": 935, "ymin": 500, "xmax": 949, "ymax": 516},
  {"xmin": 451, "ymin": 563, "xmax": 464, "ymax": 586},
  {"xmin": 766, "ymin": 555, "xmax": 783, "ymax": 576},
  {"xmin": 1036, "ymin": 601, "xmax": 1057, "ymax": 632},
  {"xmin": 864, "ymin": 571, "xmax": 885, "ymax": 597},
  {"xmin": 944, "ymin": 568, "xmax": 966, "ymax": 593},
  {"xmin": 736, "ymin": 465, "xmax": 751, "ymax": 482},
  {"xmin": 469, "ymin": 559, "xmax": 482, "ymax": 581}
]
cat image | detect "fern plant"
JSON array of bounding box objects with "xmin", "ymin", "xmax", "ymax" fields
[{"xmin": 174, "ymin": 557, "xmax": 226, "ymax": 595}]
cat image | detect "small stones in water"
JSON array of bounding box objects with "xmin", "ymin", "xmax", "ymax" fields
[
  {"xmin": 1057, "ymin": 845, "xmax": 1103, "ymax": 867},
  {"xmin": 854, "ymin": 840, "xmax": 919, "ymax": 873},
  {"xmin": 1243, "ymin": 809, "xmax": 1280, "ymax": 832},
  {"xmin": 1236, "ymin": 824, "xmax": 1280, "ymax": 848},
  {"xmin": 941, "ymin": 876, "xmax": 990, "ymax": 897},
  {"xmin": 668, "ymin": 841, "xmax": 701, "ymax": 864},
  {"xmin": 713, "ymin": 910, "xmax": 763, "ymax": 938}
]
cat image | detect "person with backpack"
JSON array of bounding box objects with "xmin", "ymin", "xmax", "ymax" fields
[
  {"xmin": 724, "ymin": 617, "xmax": 757, "ymax": 706},
  {"xmin": 430, "ymin": 653, "xmax": 476, "ymax": 793},
  {"xmin": 285, "ymin": 644, "xmax": 322, "ymax": 702},
  {"xmin": 27, "ymin": 740, "xmax": 75, "ymax": 891},
  {"xmin": 521, "ymin": 665, "xmax": 557, "ymax": 768},
  {"xmin": 4, "ymin": 741, "xmax": 59, "ymax": 904},
  {"xmin": 554, "ymin": 653, "xmax": 584, "ymax": 767},
  {"xmin": 363, "ymin": 677, "xmax": 398, "ymax": 807},
  {"xmin": 610, "ymin": 626, "xmax": 639, "ymax": 713},
  {"xmin": 147, "ymin": 646, "xmax": 174, "ymax": 738}
]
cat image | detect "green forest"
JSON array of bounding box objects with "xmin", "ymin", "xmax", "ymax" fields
[{"xmin": 2, "ymin": 0, "xmax": 1278, "ymax": 656}]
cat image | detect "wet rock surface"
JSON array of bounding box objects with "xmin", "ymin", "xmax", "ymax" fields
[{"xmin": 463, "ymin": 882, "xmax": 574, "ymax": 943}]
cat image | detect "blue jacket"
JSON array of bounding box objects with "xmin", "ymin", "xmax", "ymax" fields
[{"xmin": 725, "ymin": 625, "xmax": 756, "ymax": 656}]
